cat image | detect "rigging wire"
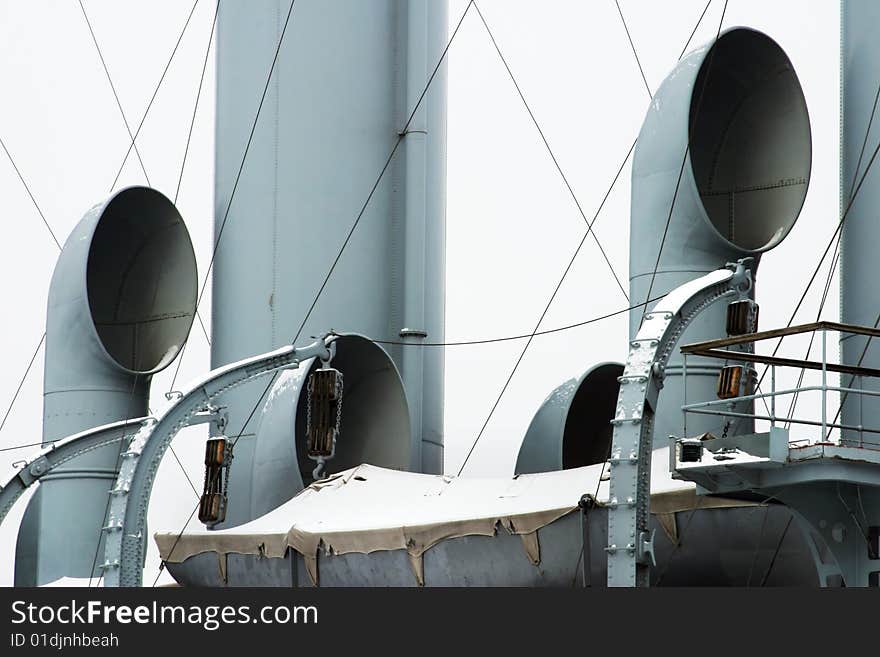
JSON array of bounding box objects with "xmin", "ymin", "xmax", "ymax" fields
[
  {"xmin": 0, "ymin": 333, "xmax": 45, "ymax": 437},
  {"xmin": 471, "ymin": 1, "xmax": 631, "ymax": 302},
  {"xmin": 784, "ymin": 78, "xmax": 880, "ymax": 426},
  {"xmin": 77, "ymin": 0, "xmax": 152, "ymax": 186},
  {"xmin": 567, "ymin": 0, "xmax": 720, "ymax": 584},
  {"xmin": 639, "ymin": 0, "xmax": 729, "ymax": 328},
  {"xmin": 373, "ymin": 296, "xmax": 661, "ymax": 347},
  {"xmin": 291, "ymin": 3, "xmax": 475, "ymax": 344},
  {"xmin": 651, "ymin": 488, "xmax": 790, "ymax": 586},
  {"xmin": 168, "ymin": 0, "xmax": 300, "ymax": 394},
  {"xmin": 172, "ymin": 0, "xmax": 220, "ymax": 350},
  {"xmin": 106, "ymin": 0, "xmax": 201, "ymax": 191},
  {"xmin": 174, "ymin": 1, "xmax": 219, "ymax": 207},
  {"xmin": 74, "ymin": 3, "xmax": 214, "ymax": 584},
  {"xmin": 83, "ymin": 0, "xmax": 212, "ymax": 347},
  {"xmin": 0, "ymin": 441, "xmax": 47, "ymax": 454},
  {"xmin": 678, "ymin": 0, "xmax": 713, "ymax": 61},
  {"xmin": 753, "ymin": 90, "xmax": 880, "ymax": 402},
  {"xmin": 0, "ymin": 138, "xmax": 61, "ymax": 249},
  {"xmin": 154, "ymin": 0, "xmax": 473, "ymax": 585},
  {"xmin": 614, "ymin": 0, "xmax": 653, "ymax": 100},
  {"xmin": 456, "ymin": 139, "xmax": 635, "ymax": 477},
  {"xmin": 457, "ymin": 0, "xmax": 697, "ymax": 477},
  {"xmin": 758, "ymin": 515, "xmax": 792, "ymax": 586},
  {"xmin": 745, "ymin": 505, "xmax": 770, "ymax": 587},
  {"xmin": 0, "ymin": 296, "xmax": 669, "ymax": 457}
]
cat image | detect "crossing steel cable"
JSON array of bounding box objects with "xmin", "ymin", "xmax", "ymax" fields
[
  {"xmin": 93, "ymin": 1, "xmax": 227, "ymax": 586},
  {"xmin": 0, "ymin": 138, "xmax": 61, "ymax": 249},
  {"xmin": 154, "ymin": 0, "xmax": 473, "ymax": 584},
  {"xmin": 456, "ymin": 140, "xmax": 635, "ymax": 477},
  {"xmin": 174, "ymin": 1, "xmax": 219, "ymax": 207},
  {"xmin": 82, "ymin": 0, "xmax": 212, "ymax": 347},
  {"xmin": 0, "ymin": 1, "xmax": 204, "ymax": 453},
  {"xmin": 1, "ymin": 3, "xmax": 216, "ymax": 582},
  {"xmin": 614, "ymin": 0, "xmax": 652, "ymax": 100},
  {"xmin": 753, "ymin": 87, "xmax": 880, "ymax": 400},
  {"xmin": 77, "ymin": 0, "xmax": 153, "ymax": 186},
  {"xmin": 639, "ymin": 0, "xmax": 729, "ymax": 328},
  {"xmin": 105, "ymin": 0, "xmax": 201, "ymax": 191},
  {"xmin": 0, "ymin": 294, "xmax": 672, "ymax": 457},
  {"xmin": 565, "ymin": 0, "xmax": 717, "ymax": 584},
  {"xmin": 173, "ymin": 1, "xmax": 219, "ymax": 349},
  {"xmin": 290, "ymin": 2, "xmax": 475, "ymax": 344},
  {"xmin": 472, "ymin": 0, "xmax": 630, "ymax": 302},
  {"xmin": 784, "ymin": 78, "xmax": 880, "ymax": 426},
  {"xmin": 457, "ymin": 0, "xmax": 690, "ymax": 477},
  {"xmin": 678, "ymin": 0, "xmax": 713, "ymax": 61},
  {"xmin": 169, "ymin": 0, "xmax": 300, "ymax": 393}
]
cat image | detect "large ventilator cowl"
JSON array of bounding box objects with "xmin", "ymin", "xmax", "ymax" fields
[
  {"xmin": 516, "ymin": 363, "xmax": 623, "ymax": 474},
  {"xmin": 43, "ymin": 184, "xmax": 197, "ymax": 439},
  {"xmin": 629, "ymin": 26, "xmax": 811, "ymax": 450},
  {"xmin": 86, "ymin": 187, "xmax": 197, "ymax": 375},
  {"xmin": 687, "ymin": 28, "xmax": 812, "ymax": 252},
  {"xmin": 16, "ymin": 186, "xmax": 198, "ymax": 586},
  {"xmin": 248, "ymin": 334, "xmax": 412, "ymax": 520}
]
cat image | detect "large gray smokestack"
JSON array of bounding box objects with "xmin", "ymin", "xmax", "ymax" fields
[
  {"xmin": 841, "ymin": 0, "xmax": 880, "ymax": 447},
  {"xmin": 210, "ymin": 1, "xmax": 448, "ymax": 527},
  {"xmin": 15, "ymin": 186, "xmax": 196, "ymax": 585},
  {"xmin": 630, "ymin": 27, "xmax": 811, "ymax": 446}
]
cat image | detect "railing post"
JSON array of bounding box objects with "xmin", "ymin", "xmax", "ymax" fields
[
  {"xmin": 859, "ymin": 374, "xmax": 864, "ymax": 447},
  {"xmin": 821, "ymin": 328, "xmax": 827, "ymax": 441},
  {"xmin": 771, "ymin": 364, "xmax": 776, "ymax": 428},
  {"xmin": 683, "ymin": 353, "xmax": 688, "ymax": 438}
]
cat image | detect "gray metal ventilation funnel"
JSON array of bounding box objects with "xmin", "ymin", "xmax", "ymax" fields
[
  {"xmin": 516, "ymin": 363, "xmax": 623, "ymax": 474},
  {"xmin": 630, "ymin": 27, "xmax": 811, "ymax": 447},
  {"xmin": 249, "ymin": 334, "xmax": 411, "ymax": 518},
  {"xmin": 15, "ymin": 186, "xmax": 197, "ymax": 585}
]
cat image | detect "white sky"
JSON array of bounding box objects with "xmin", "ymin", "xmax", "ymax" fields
[{"xmin": 0, "ymin": 0, "xmax": 840, "ymax": 586}]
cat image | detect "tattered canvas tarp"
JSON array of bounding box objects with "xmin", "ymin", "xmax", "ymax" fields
[
  {"xmin": 155, "ymin": 451, "xmax": 754, "ymax": 585},
  {"xmin": 156, "ymin": 462, "xmax": 608, "ymax": 583}
]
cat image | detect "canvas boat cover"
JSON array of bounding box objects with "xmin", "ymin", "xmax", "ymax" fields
[{"xmin": 155, "ymin": 449, "xmax": 752, "ymax": 585}]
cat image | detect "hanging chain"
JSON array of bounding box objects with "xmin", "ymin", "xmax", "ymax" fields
[
  {"xmin": 306, "ymin": 373, "xmax": 313, "ymax": 438},
  {"xmin": 334, "ymin": 374, "xmax": 343, "ymax": 438}
]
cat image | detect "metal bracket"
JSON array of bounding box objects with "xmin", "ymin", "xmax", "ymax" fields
[
  {"xmin": 637, "ymin": 530, "xmax": 656, "ymax": 567},
  {"xmin": 606, "ymin": 262, "xmax": 752, "ymax": 587}
]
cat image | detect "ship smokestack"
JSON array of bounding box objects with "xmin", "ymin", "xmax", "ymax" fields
[{"xmin": 210, "ymin": 1, "xmax": 448, "ymax": 527}]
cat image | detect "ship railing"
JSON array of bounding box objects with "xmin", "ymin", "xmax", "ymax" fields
[{"xmin": 678, "ymin": 321, "xmax": 880, "ymax": 450}]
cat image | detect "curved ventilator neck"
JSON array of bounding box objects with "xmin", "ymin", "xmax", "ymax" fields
[{"xmin": 607, "ymin": 261, "xmax": 752, "ymax": 587}]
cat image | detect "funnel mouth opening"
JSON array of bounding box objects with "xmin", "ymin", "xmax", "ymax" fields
[
  {"xmin": 688, "ymin": 28, "xmax": 811, "ymax": 253},
  {"xmin": 86, "ymin": 187, "xmax": 197, "ymax": 374},
  {"xmin": 295, "ymin": 334, "xmax": 411, "ymax": 484},
  {"xmin": 562, "ymin": 363, "xmax": 623, "ymax": 469}
]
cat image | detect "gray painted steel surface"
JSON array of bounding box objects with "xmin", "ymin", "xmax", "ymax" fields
[
  {"xmin": 608, "ymin": 264, "xmax": 752, "ymax": 586},
  {"xmin": 100, "ymin": 339, "xmax": 334, "ymax": 586},
  {"xmin": 516, "ymin": 362, "xmax": 623, "ymax": 474},
  {"xmin": 15, "ymin": 187, "xmax": 196, "ymax": 586},
  {"xmin": 164, "ymin": 504, "xmax": 817, "ymax": 587},
  {"xmin": 211, "ymin": 0, "xmax": 448, "ymax": 529},
  {"xmin": 629, "ymin": 28, "xmax": 811, "ymax": 450},
  {"xmin": 250, "ymin": 334, "xmax": 410, "ymax": 518},
  {"xmin": 841, "ymin": 0, "xmax": 880, "ymax": 447}
]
